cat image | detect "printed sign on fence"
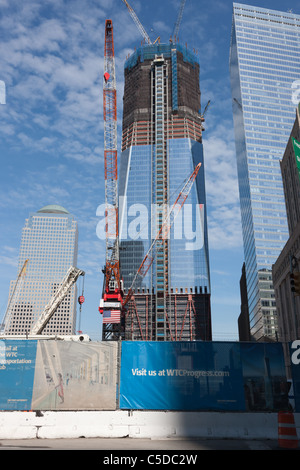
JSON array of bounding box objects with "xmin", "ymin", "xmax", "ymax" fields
[
  {"xmin": 0, "ymin": 340, "xmax": 37, "ymax": 410},
  {"xmin": 119, "ymin": 341, "xmax": 246, "ymax": 411},
  {"xmin": 0, "ymin": 340, "xmax": 118, "ymax": 411},
  {"xmin": 120, "ymin": 341, "xmax": 288, "ymax": 411}
]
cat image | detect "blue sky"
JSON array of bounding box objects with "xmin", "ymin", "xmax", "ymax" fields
[{"xmin": 0, "ymin": 0, "xmax": 299, "ymax": 341}]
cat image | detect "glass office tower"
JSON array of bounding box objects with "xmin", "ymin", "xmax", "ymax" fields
[
  {"xmin": 119, "ymin": 43, "xmax": 211, "ymax": 341},
  {"xmin": 3, "ymin": 205, "xmax": 78, "ymax": 335},
  {"xmin": 230, "ymin": 3, "xmax": 300, "ymax": 340}
]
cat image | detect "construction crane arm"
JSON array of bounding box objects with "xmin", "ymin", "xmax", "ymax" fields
[
  {"xmin": 172, "ymin": 0, "xmax": 186, "ymax": 40},
  {"xmin": 1, "ymin": 259, "xmax": 29, "ymax": 334},
  {"xmin": 30, "ymin": 267, "xmax": 85, "ymax": 335},
  {"xmin": 121, "ymin": 0, "xmax": 152, "ymax": 44},
  {"xmin": 201, "ymin": 100, "xmax": 211, "ymax": 118},
  {"xmin": 122, "ymin": 162, "xmax": 201, "ymax": 307}
]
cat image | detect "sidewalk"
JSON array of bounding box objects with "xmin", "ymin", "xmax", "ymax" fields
[{"xmin": 0, "ymin": 437, "xmax": 288, "ymax": 450}]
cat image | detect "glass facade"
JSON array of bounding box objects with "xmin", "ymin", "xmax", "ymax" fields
[
  {"xmin": 168, "ymin": 138, "xmax": 210, "ymax": 293},
  {"xmin": 230, "ymin": 3, "xmax": 300, "ymax": 340},
  {"xmin": 119, "ymin": 43, "xmax": 211, "ymax": 341},
  {"xmin": 119, "ymin": 139, "xmax": 210, "ymax": 294},
  {"xmin": 3, "ymin": 205, "xmax": 78, "ymax": 335},
  {"xmin": 119, "ymin": 145, "xmax": 152, "ymax": 291}
]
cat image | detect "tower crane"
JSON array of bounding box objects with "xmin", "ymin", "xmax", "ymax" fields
[
  {"xmin": 199, "ymin": 100, "xmax": 211, "ymax": 131},
  {"xmin": 99, "ymin": 19, "xmax": 123, "ymax": 340},
  {"xmin": 201, "ymin": 100, "xmax": 211, "ymax": 119},
  {"xmin": 172, "ymin": 0, "xmax": 187, "ymax": 42},
  {"xmin": 121, "ymin": 0, "xmax": 152, "ymax": 44},
  {"xmin": 122, "ymin": 162, "xmax": 202, "ymax": 309}
]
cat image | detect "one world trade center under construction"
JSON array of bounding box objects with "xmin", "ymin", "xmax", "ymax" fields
[{"xmin": 118, "ymin": 38, "xmax": 212, "ymax": 341}]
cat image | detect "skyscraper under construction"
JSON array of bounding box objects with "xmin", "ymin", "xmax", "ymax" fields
[{"xmin": 119, "ymin": 41, "xmax": 212, "ymax": 341}]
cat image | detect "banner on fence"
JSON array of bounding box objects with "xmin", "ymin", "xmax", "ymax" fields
[
  {"xmin": 0, "ymin": 340, "xmax": 37, "ymax": 410},
  {"xmin": 240, "ymin": 342, "xmax": 288, "ymax": 412},
  {"xmin": 0, "ymin": 339, "xmax": 118, "ymax": 411},
  {"xmin": 119, "ymin": 341, "xmax": 288, "ymax": 411},
  {"xmin": 120, "ymin": 341, "xmax": 245, "ymax": 410},
  {"xmin": 289, "ymin": 340, "xmax": 300, "ymax": 412},
  {"xmin": 0, "ymin": 339, "xmax": 289, "ymax": 411}
]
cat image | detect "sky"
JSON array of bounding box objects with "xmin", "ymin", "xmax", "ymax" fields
[{"xmin": 0, "ymin": 0, "xmax": 299, "ymax": 342}]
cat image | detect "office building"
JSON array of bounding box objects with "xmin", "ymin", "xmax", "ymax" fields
[
  {"xmin": 273, "ymin": 104, "xmax": 300, "ymax": 354},
  {"xmin": 119, "ymin": 42, "xmax": 211, "ymax": 341},
  {"xmin": 230, "ymin": 3, "xmax": 300, "ymax": 340},
  {"xmin": 238, "ymin": 262, "xmax": 251, "ymax": 341},
  {"xmin": 3, "ymin": 205, "xmax": 78, "ymax": 335}
]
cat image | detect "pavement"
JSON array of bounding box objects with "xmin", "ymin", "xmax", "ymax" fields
[{"xmin": 0, "ymin": 437, "xmax": 295, "ymax": 450}]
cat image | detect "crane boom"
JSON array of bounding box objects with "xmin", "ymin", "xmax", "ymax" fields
[
  {"xmin": 123, "ymin": 163, "xmax": 202, "ymax": 307},
  {"xmin": 30, "ymin": 266, "xmax": 85, "ymax": 335},
  {"xmin": 172, "ymin": 0, "xmax": 186, "ymax": 40},
  {"xmin": 1, "ymin": 259, "xmax": 29, "ymax": 334},
  {"xmin": 121, "ymin": 0, "xmax": 152, "ymax": 44}
]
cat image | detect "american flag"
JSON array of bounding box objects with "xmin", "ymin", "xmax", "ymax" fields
[{"xmin": 102, "ymin": 310, "xmax": 121, "ymax": 324}]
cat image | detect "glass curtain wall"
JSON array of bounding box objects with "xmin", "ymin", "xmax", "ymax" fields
[{"xmin": 230, "ymin": 3, "xmax": 300, "ymax": 340}]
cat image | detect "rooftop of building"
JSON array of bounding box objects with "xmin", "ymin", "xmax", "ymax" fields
[
  {"xmin": 37, "ymin": 205, "xmax": 70, "ymax": 214},
  {"xmin": 124, "ymin": 42, "xmax": 199, "ymax": 71}
]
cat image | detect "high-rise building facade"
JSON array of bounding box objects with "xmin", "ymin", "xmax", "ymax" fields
[
  {"xmin": 2, "ymin": 205, "xmax": 78, "ymax": 335},
  {"xmin": 230, "ymin": 3, "xmax": 300, "ymax": 340},
  {"xmin": 272, "ymin": 105, "xmax": 300, "ymax": 348},
  {"xmin": 119, "ymin": 43, "xmax": 211, "ymax": 341}
]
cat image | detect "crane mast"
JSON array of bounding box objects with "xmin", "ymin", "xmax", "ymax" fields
[
  {"xmin": 100, "ymin": 20, "xmax": 123, "ymax": 340},
  {"xmin": 103, "ymin": 19, "xmax": 120, "ymax": 290}
]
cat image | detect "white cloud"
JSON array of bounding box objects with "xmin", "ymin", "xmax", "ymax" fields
[
  {"xmin": 203, "ymin": 127, "xmax": 243, "ymax": 250},
  {"xmin": 0, "ymin": 0, "xmax": 105, "ymax": 162}
]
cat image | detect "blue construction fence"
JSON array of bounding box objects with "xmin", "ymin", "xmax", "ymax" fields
[
  {"xmin": 119, "ymin": 341, "xmax": 291, "ymax": 412},
  {"xmin": 1, "ymin": 339, "xmax": 300, "ymax": 412}
]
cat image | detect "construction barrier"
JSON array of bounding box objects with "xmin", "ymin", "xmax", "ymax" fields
[
  {"xmin": 0, "ymin": 339, "xmax": 296, "ymax": 412},
  {"xmin": 0, "ymin": 339, "xmax": 118, "ymax": 411},
  {"xmin": 278, "ymin": 411, "xmax": 299, "ymax": 449},
  {"xmin": 120, "ymin": 341, "xmax": 289, "ymax": 411}
]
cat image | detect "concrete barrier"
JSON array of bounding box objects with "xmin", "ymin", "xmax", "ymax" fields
[{"xmin": 0, "ymin": 411, "xmax": 299, "ymax": 440}]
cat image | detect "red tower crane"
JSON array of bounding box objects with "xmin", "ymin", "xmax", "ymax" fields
[
  {"xmin": 100, "ymin": 20, "xmax": 123, "ymax": 340},
  {"xmin": 99, "ymin": 17, "xmax": 202, "ymax": 341},
  {"xmin": 122, "ymin": 163, "xmax": 202, "ymax": 309}
]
